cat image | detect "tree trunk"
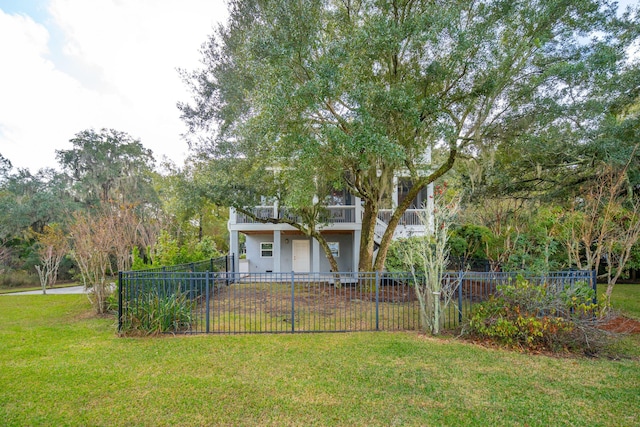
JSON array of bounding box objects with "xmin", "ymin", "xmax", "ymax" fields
[
  {"xmin": 372, "ymin": 147, "xmax": 457, "ymax": 272},
  {"xmin": 358, "ymin": 200, "xmax": 378, "ymax": 271},
  {"xmin": 373, "ymin": 188, "xmax": 419, "ymax": 272},
  {"xmin": 312, "ymin": 231, "xmax": 342, "ymax": 285}
]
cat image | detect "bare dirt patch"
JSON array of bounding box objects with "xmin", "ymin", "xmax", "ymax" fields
[{"xmin": 599, "ymin": 316, "xmax": 640, "ymax": 334}]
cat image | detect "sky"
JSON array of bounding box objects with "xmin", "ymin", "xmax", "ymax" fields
[
  {"xmin": 0, "ymin": 0, "xmax": 228, "ymax": 172},
  {"xmin": 1, "ymin": 1, "xmax": 637, "ymax": 173}
]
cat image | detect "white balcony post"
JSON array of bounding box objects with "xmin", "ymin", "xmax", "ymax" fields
[
  {"xmin": 355, "ymin": 196, "xmax": 362, "ymax": 223},
  {"xmin": 273, "ymin": 230, "xmax": 282, "ymax": 272},
  {"xmin": 230, "ymin": 230, "xmax": 239, "ymax": 272},
  {"xmin": 353, "ymin": 229, "xmax": 361, "ymax": 272},
  {"xmin": 229, "ymin": 207, "xmax": 237, "ymax": 225}
]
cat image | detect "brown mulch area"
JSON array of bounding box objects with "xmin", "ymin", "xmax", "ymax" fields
[{"xmin": 599, "ymin": 315, "xmax": 640, "ymax": 334}]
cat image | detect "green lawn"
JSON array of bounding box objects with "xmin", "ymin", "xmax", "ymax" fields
[
  {"xmin": 609, "ymin": 283, "xmax": 640, "ymax": 319},
  {"xmin": 0, "ymin": 295, "xmax": 638, "ymax": 426}
]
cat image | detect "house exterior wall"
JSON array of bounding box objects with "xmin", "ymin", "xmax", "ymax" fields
[
  {"xmin": 245, "ymin": 234, "xmax": 274, "ymax": 272},
  {"xmin": 318, "ymin": 233, "xmax": 354, "ymax": 272},
  {"xmin": 228, "ymin": 178, "xmax": 433, "ymax": 273},
  {"xmin": 244, "ymin": 232, "xmax": 355, "ymax": 273}
]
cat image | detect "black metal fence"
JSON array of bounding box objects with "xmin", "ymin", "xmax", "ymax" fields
[
  {"xmin": 118, "ymin": 267, "xmax": 596, "ymax": 334},
  {"xmin": 130, "ymin": 255, "xmax": 233, "ymax": 274}
]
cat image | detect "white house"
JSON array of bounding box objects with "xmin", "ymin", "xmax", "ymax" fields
[{"xmin": 228, "ymin": 177, "xmax": 434, "ymax": 273}]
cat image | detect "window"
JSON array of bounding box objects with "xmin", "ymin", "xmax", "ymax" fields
[
  {"xmin": 328, "ymin": 242, "xmax": 340, "ymax": 258},
  {"xmin": 260, "ymin": 242, "xmax": 273, "ymax": 258}
]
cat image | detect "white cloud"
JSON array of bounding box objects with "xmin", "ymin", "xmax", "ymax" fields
[
  {"xmin": 0, "ymin": 9, "xmax": 94, "ymax": 170},
  {"xmin": 0, "ymin": 1, "xmax": 227, "ymax": 172}
]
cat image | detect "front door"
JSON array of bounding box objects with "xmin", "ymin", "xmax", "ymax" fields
[{"xmin": 292, "ymin": 239, "xmax": 310, "ymax": 272}]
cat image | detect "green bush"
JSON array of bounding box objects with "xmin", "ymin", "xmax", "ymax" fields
[
  {"xmin": 385, "ymin": 236, "xmax": 430, "ymax": 272},
  {"xmin": 120, "ymin": 290, "xmax": 194, "ymax": 335},
  {"xmin": 0, "ymin": 269, "xmax": 40, "ymax": 288},
  {"xmin": 106, "ymin": 289, "xmax": 119, "ymax": 314},
  {"xmin": 132, "ymin": 233, "xmax": 222, "ymax": 270},
  {"xmin": 465, "ymin": 278, "xmax": 605, "ymax": 353},
  {"xmin": 559, "ymin": 281, "xmax": 598, "ymax": 316}
]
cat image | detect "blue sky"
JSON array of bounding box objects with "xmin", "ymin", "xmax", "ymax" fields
[{"xmin": 0, "ymin": 0, "xmax": 228, "ymax": 172}]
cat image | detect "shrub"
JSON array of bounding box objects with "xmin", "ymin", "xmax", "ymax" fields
[
  {"xmin": 465, "ymin": 277, "xmax": 607, "ymax": 353},
  {"xmin": 106, "ymin": 288, "xmax": 119, "ymax": 314},
  {"xmin": 132, "ymin": 233, "xmax": 222, "ymax": 271},
  {"xmin": 120, "ymin": 290, "xmax": 194, "ymax": 335},
  {"xmin": 0, "ymin": 269, "xmax": 40, "ymax": 288}
]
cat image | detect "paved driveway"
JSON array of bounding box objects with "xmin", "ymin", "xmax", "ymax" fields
[{"xmin": 2, "ymin": 286, "xmax": 87, "ymax": 295}]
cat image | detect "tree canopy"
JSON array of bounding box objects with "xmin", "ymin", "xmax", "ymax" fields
[
  {"xmin": 56, "ymin": 128, "xmax": 157, "ymax": 207},
  {"xmin": 181, "ymin": 0, "xmax": 629, "ymax": 271},
  {"xmin": 0, "ymin": 168, "xmax": 74, "ymax": 242},
  {"xmin": 0, "ymin": 154, "xmax": 11, "ymax": 179}
]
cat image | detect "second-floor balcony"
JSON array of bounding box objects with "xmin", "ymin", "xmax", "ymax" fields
[
  {"xmin": 233, "ymin": 206, "xmax": 426, "ymax": 227},
  {"xmin": 235, "ymin": 206, "xmax": 357, "ymax": 225}
]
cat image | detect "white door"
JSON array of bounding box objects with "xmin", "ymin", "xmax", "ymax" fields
[{"xmin": 292, "ymin": 240, "xmax": 310, "ymax": 272}]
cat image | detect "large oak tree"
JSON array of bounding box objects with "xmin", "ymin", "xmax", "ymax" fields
[{"xmin": 181, "ymin": 0, "xmax": 623, "ymax": 271}]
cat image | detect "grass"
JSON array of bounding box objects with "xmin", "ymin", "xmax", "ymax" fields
[
  {"xmin": 609, "ymin": 283, "xmax": 640, "ymax": 320},
  {"xmin": 0, "ymin": 295, "xmax": 639, "ymax": 426}
]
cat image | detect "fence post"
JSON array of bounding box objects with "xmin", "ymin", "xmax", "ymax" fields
[
  {"xmin": 375, "ymin": 271, "xmax": 380, "ymax": 331},
  {"xmin": 118, "ymin": 271, "xmax": 123, "ymax": 333},
  {"xmin": 206, "ymin": 272, "xmax": 210, "ymax": 333},
  {"xmin": 210, "ymin": 258, "xmax": 214, "ymax": 273},
  {"xmin": 591, "ymin": 269, "xmax": 598, "ymax": 305},
  {"xmin": 570, "ymin": 270, "xmax": 575, "ymax": 291},
  {"xmin": 458, "ymin": 270, "xmax": 463, "ymax": 325},
  {"xmin": 291, "ymin": 271, "xmax": 295, "ymax": 333}
]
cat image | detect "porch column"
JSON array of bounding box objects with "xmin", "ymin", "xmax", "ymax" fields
[
  {"xmin": 312, "ymin": 238, "xmax": 320, "ymax": 272},
  {"xmin": 273, "ymin": 230, "xmax": 282, "ymax": 273},
  {"xmin": 229, "ymin": 230, "xmax": 239, "ymax": 273},
  {"xmin": 353, "ymin": 229, "xmax": 361, "ymax": 273}
]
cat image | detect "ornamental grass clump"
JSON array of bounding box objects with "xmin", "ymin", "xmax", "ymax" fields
[
  {"xmin": 121, "ymin": 290, "xmax": 194, "ymax": 335},
  {"xmin": 465, "ymin": 278, "xmax": 608, "ymax": 354}
]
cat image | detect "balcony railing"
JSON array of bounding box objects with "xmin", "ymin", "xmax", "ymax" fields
[
  {"xmin": 235, "ymin": 206, "xmax": 427, "ymax": 227},
  {"xmin": 377, "ymin": 209, "xmax": 426, "ymax": 226},
  {"xmin": 235, "ymin": 206, "xmax": 357, "ymax": 225},
  {"xmin": 236, "ymin": 206, "xmax": 276, "ymax": 224}
]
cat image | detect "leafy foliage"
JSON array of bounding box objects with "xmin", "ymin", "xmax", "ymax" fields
[
  {"xmin": 120, "ymin": 290, "xmax": 194, "ymax": 335},
  {"xmin": 466, "ymin": 278, "xmax": 607, "ymax": 353},
  {"xmin": 181, "ymin": 0, "xmax": 623, "ymax": 271},
  {"xmin": 155, "ymin": 159, "xmax": 229, "ymax": 252},
  {"xmin": 0, "ymin": 153, "xmax": 11, "ymax": 178},
  {"xmin": 56, "ymin": 128, "xmax": 157, "ymax": 207},
  {"xmin": 132, "ymin": 232, "xmax": 221, "ymax": 271},
  {"xmin": 0, "ymin": 168, "xmax": 74, "ymax": 241},
  {"xmin": 0, "ymin": 270, "xmax": 39, "ymax": 288}
]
